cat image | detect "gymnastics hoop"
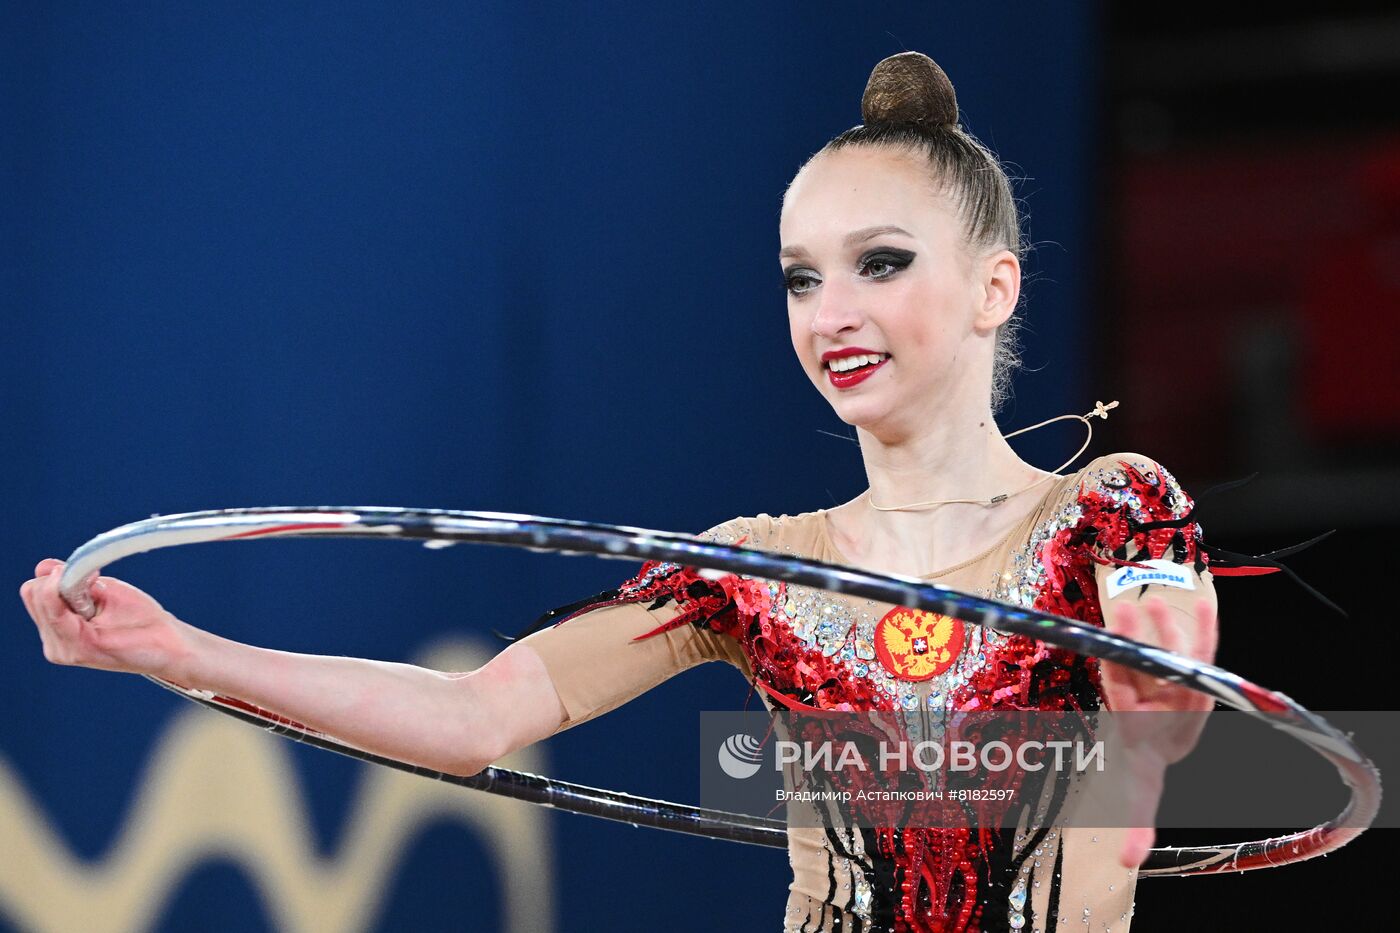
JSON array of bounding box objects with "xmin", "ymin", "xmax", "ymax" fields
[{"xmin": 56, "ymin": 506, "xmax": 1380, "ymax": 877}]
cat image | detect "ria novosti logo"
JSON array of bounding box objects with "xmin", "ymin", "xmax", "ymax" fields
[
  {"xmin": 717, "ymin": 733, "xmax": 764, "ymax": 779},
  {"xmin": 715, "ymin": 732, "xmax": 1107, "ymax": 780}
]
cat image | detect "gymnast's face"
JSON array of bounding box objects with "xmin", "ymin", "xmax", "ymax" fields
[{"xmin": 779, "ymin": 145, "xmax": 1016, "ymax": 438}]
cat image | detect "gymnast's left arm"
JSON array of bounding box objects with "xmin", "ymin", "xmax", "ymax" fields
[
  {"xmin": 1095, "ymin": 580, "xmax": 1219, "ymax": 869},
  {"xmin": 1080, "ymin": 453, "xmax": 1222, "ymax": 867}
]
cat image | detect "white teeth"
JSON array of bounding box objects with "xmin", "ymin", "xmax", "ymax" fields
[{"xmin": 828, "ymin": 353, "xmax": 888, "ymax": 373}]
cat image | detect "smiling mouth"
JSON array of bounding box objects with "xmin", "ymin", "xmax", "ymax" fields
[
  {"xmin": 824, "ymin": 353, "xmax": 890, "ymax": 389},
  {"xmin": 825, "ymin": 352, "xmax": 891, "ymax": 374}
]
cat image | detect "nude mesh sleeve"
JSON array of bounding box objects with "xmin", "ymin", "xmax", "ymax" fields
[{"xmin": 516, "ymin": 517, "xmax": 755, "ymax": 732}]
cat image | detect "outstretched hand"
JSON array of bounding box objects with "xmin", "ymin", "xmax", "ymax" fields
[
  {"xmin": 1099, "ymin": 594, "xmax": 1219, "ymax": 868},
  {"xmin": 19, "ymin": 559, "xmax": 196, "ymax": 679}
]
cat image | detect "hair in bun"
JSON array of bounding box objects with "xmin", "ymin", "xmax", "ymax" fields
[
  {"xmin": 860, "ymin": 51, "xmax": 958, "ymax": 129},
  {"xmin": 793, "ymin": 52, "xmax": 1026, "ymax": 412}
]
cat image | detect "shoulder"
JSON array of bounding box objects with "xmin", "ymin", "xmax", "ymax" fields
[
  {"xmin": 1067, "ymin": 451, "xmax": 1196, "ymax": 522},
  {"xmin": 696, "ymin": 511, "xmax": 824, "ymax": 552},
  {"xmin": 1078, "ymin": 451, "xmax": 1181, "ymax": 487},
  {"xmin": 1052, "ymin": 451, "xmax": 1206, "ymax": 569}
]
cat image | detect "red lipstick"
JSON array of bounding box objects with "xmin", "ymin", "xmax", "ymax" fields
[{"xmin": 821, "ymin": 347, "xmax": 890, "ymax": 390}]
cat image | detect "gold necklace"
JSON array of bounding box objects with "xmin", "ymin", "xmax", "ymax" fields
[{"xmin": 867, "ymin": 400, "xmax": 1119, "ymax": 512}]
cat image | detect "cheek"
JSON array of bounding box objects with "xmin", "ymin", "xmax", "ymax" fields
[
  {"xmin": 916, "ymin": 315, "xmax": 957, "ymax": 351},
  {"xmin": 889, "ymin": 281, "xmax": 961, "ymax": 354},
  {"xmin": 884, "ymin": 296, "xmax": 937, "ymax": 352}
]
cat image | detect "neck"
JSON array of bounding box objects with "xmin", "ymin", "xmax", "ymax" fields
[
  {"xmin": 851, "ymin": 409, "xmax": 1041, "ymax": 509},
  {"xmin": 832, "ymin": 399, "xmax": 1052, "ymax": 576}
]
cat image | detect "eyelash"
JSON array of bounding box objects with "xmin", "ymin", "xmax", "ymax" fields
[{"xmin": 783, "ymin": 250, "xmax": 914, "ymax": 297}]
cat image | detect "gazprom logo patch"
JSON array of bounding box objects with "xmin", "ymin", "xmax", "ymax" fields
[{"xmin": 1106, "ymin": 559, "xmax": 1196, "ymax": 599}]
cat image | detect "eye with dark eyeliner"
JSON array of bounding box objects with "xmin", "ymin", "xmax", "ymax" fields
[
  {"xmin": 782, "ymin": 248, "xmax": 915, "ymax": 297},
  {"xmin": 858, "ymin": 248, "xmax": 915, "ymax": 279},
  {"xmin": 782, "ymin": 267, "xmax": 820, "ymax": 296}
]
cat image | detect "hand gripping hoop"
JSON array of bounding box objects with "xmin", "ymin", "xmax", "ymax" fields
[{"xmin": 56, "ymin": 506, "xmax": 1381, "ymax": 876}]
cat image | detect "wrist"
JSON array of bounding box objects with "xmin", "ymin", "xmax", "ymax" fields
[{"xmin": 159, "ymin": 617, "xmax": 221, "ymax": 687}]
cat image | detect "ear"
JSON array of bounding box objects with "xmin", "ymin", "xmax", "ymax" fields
[{"xmin": 973, "ymin": 249, "xmax": 1020, "ymax": 334}]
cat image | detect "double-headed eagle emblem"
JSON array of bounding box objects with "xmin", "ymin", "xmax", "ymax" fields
[{"xmin": 873, "ymin": 608, "xmax": 963, "ymax": 681}]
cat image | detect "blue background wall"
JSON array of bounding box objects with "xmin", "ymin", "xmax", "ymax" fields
[{"xmin": 1, "ymin": 3, "xmax": 1094, "ymax": 930}]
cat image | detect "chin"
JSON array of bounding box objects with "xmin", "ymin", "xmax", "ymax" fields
[
  {"xmin": 809, "ymin": 370, "xmax": 902, "ymax": 429},
  {"xmin": 826, "ymin": 398, "xmax": 891, "ymax": 431}
]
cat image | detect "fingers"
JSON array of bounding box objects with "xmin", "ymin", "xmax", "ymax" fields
[
  {"xmin": 37, "ymin": 569, "xmax": 80, "ymax": 624},
  {"xmin": 87, "ymin": 574, "xmax": 154, "ymax": 610},
  {"xmin": 1121, "ymin": 825, "xmax": 1155, "ymax": 869},
  {"xmin": 27, "ymin": 559, "xmax": 106, "ymax": 621},
  {"xmin": 20, "ymin": 567, "xmax": 87, "ymax": 665},
  {"xmin": 18, "ymin": 577, "xmax": 39, "ymax": 618},
  {"xmin": 1152, "ymin": 595, "xmax": 1208, "ymax": 661},
  {"xmin": 1148, "ymin": 595, "xmax": 1217, "ymax": 714},
  {"xmin": 1142, "ymin": 595, "xmax": 1187, "ymax": 659},
  {"xmin": 1103, "ymin": 600, "xmax": 1156, "ymax": 709},
  {"xmin": 1160, "ymin": 598, "xmax": 1218, "ymax": 750},
  {"xmin": 1150, "ymin": 600, "xmax": 1214, "ymax": 718},
  {"xmin": 1144, "ymin": 597, "xmax": 1188, "ymax": 694},
  {"xmin": 19, "ymin": 579, "xmax": 55, "ymax": 660},
  {"xmin": 1103, "ymin": 594, "xmax": 1219, "ymax": 723},
  {"xmin": 1138, "ymin": 594, "xmax": 1217, "ymax": 666}
]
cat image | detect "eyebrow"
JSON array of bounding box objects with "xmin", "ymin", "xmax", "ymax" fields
[{"xmin": 779, "ymin": 225, "xmax": 914, "ymax": 260}]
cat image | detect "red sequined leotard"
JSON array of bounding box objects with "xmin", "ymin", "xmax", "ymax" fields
[{"xmin": 518, "ymin": 453, "xmax": 1219, "ymax": 932}]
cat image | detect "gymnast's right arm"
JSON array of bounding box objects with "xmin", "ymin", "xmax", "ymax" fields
[{"xmin": 19, "ymin": 558, "xmax": 568, "ymax": 778}]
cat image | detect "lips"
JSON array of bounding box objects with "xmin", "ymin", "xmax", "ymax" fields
[{"xmin": 823, "ymin": 351, "xmax": 890, "ymax": 390}]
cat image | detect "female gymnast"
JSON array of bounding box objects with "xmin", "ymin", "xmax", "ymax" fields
[{"xmin": 22, "ymin": 53, "xmax": 1222, "ymax": 932}]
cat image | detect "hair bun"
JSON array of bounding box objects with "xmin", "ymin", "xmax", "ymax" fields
[{"xmin": 860, "ymin": 51, "xmax": 958, "ymax": 129}]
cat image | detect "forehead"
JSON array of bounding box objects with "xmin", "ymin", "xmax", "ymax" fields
[{"xmin": 780, "ymin": 146, "xmax": 956, "ymax": 249}]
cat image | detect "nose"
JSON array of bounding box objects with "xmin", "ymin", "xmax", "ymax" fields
[{"xmin": 808, "ymin": 280, "xmax": 863, "ymax": 339}]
